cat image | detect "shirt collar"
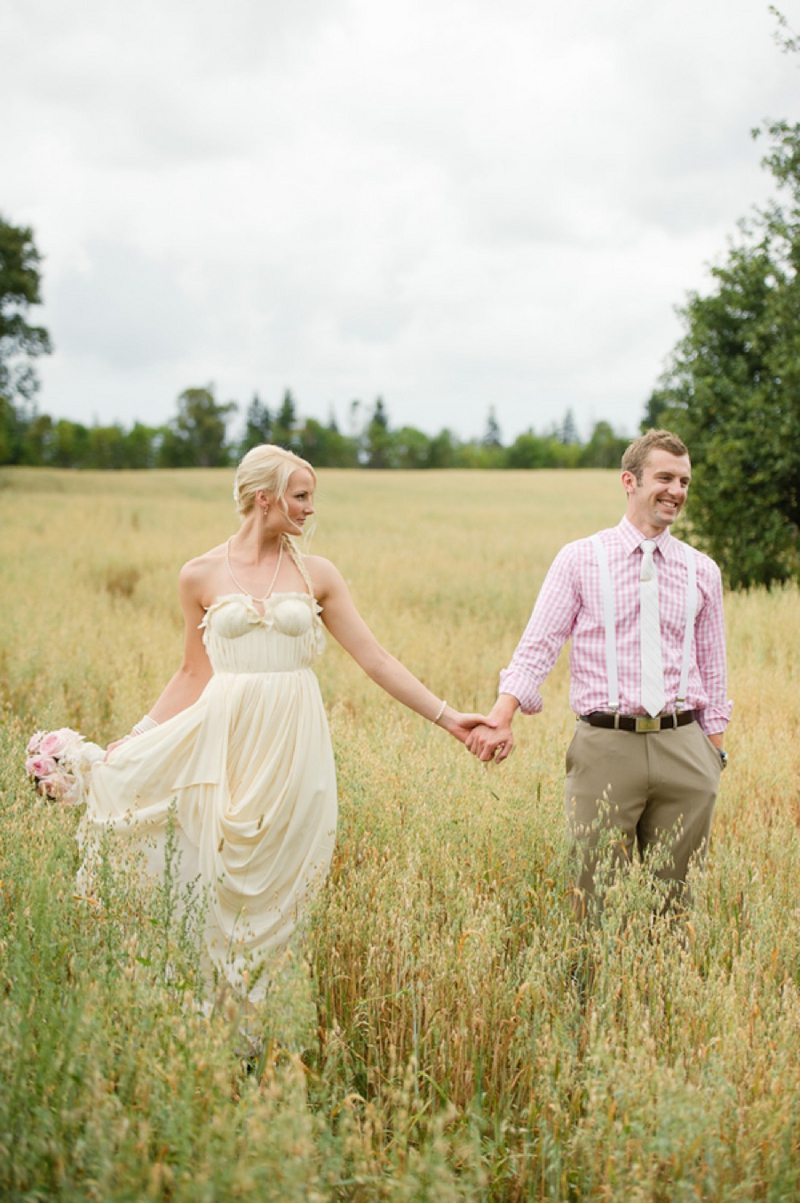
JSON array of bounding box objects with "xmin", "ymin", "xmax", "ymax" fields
[{"xmin": 618, "ymin": 516, "xmax": 675, "ymax": 558}]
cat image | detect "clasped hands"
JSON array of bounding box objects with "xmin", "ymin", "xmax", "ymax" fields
[
  {"xmin": 462, "ymin": 695, "xmax": 518, "ymax": 763},
  {"xmin": 465, "ymin": 720, "xmax": 514, "ymax": 763},
  {"xmin": 441, "ymin": 709, "xmax": 514, "ymax": 763}
]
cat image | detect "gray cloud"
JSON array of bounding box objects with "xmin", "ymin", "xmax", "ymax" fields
[
  {"xmin": 3, "ymin": 0, "xmax": 799, "ymax": 441},
  {"xmin": 51, "ymin": 242, "xmax": 207, "ymax": 368}
]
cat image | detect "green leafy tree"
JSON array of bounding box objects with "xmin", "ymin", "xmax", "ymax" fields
[
  {"xmin": 20, "ymin": 412, "xmax": 53, "ymax": 465},
  {"xmin": 455, "ymin": 439, "xmax": 506, "ymax": 468},
  {"xmin": 391, "ymin": 425, "xmax": 431, "ymax": 469},
  {"xmin": 48, "ymin": 419, "xmax": 91, "ymax": 467},
  {"xmin": 124, "ymin": 422, "xmax": 159, "ymax": 469},
  {"xmin": 506, "ymin": 431, "xmax": 553, "ymax": 468},
  {"xmin": 296, "ymin": 417, "xmax": 359, "ymax": 467},
  {"xmin": 645, "ymin": 117, "xmax": 800, "ymax": 587},
  {"xmin": 0, "ymin": 395, "xmax": 25, "ymax": 463},
  {"xmin": 158, "ymin": 386, "xmax": 237, "ymax": 468},
  {"xmin": 426, "ymin": 428, "xmax": 458, "ymax": 468},
  {"xmin": 0, "ymin": 216, "xmax": 51, "ymax": 409},
  {"xmin": 640, "ymin": 387, "xmax": 673, "ymax": 433},
  {"xmin": 86, "ymin": 424, "xmax": 128, "ymax": 469},
  {"xmin": 506, "ymin": 429, "xmax": 581, "ymax": 468},
  {"xmin": 580, "ymin": 420, "xmax": 629, "ymax": 468}
]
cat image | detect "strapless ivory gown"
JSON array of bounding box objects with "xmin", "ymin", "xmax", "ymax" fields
[{"xmin": 79, "ymin": 592, "xmax": 337, "ymax": 994}]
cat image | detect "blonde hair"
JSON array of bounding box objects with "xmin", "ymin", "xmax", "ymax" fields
[
  {"xmin": 621, "ymin": 429, "xmax": 689, "ymax": 483},
  {"xmin": 233, "ymin": 444, "xmax": 316, "ymax": 518},
  {"xmin": 233, "ymin": 444, "xmax": 317, "ymax": 595}
]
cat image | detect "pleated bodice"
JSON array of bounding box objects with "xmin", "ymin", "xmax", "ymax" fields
[{"xmin": 201, "ymin": 593, "xmax": 326, "ymax": 675}]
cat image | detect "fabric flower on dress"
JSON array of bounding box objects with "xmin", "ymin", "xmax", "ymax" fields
[{"xmin": 202, "ymin": 593, "xmax": 325, "ymax": 653}]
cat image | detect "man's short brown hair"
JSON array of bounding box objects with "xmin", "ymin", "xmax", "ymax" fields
[{"xmin": 621, "ymin": 429, "xmax": 689, "ymax": 483}]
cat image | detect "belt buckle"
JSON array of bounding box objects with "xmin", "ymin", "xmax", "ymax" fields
[{"xmin": 635, "ymin": 715, "xmax": 661, "ymax": 733}]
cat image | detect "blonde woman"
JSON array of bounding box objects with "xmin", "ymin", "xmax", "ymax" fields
[{"xmin": 81, "ymin": 445, "xmax": 490, "ymax": 994}]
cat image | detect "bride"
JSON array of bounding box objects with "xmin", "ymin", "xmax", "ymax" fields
[{"xmin": 80, "ymin": 443, "xmax": 490, "ymax": 995}]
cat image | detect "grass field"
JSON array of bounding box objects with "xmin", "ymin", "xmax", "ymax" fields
[{"xmin": 1, "ymin": 465, "xmax": 799, "ymax": 1201}]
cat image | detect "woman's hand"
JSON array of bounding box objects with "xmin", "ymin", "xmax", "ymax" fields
[
  {"xmin": 439, "ymin": 709, "xmax": 497, "ymax": 746},
  {"xmin": 465, "ymin": 721, "xmax": 515, "ymax": 762},
  {"xmin": 464, "ymin": 694, "xmax": 519, "ymax": 762},
  {"xmin": 104, "ymin": 735, "xmax": 132, "ymax": 761}
]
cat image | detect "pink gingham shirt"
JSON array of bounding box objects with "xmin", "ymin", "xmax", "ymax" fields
[{"xmin": 499, "ymin": 518, "xmax": 732, "ymax": 735}]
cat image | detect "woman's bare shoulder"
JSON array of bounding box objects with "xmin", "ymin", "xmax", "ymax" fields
[
  {"xmin": 179, "ymin": 545, "xmax": 227, "ymax": 592},
  {"xmin": 299, "ymin": 550, "xmax": 344, "ymax": 594}
]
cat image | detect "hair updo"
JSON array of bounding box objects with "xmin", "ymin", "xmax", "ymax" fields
[{"xmin": 233, "ymin": 444, "xmax": 316, "ymax": 519}]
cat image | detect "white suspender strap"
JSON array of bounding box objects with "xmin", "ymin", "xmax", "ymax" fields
[
  {"xmin": 677, "ymin": 540, "xmax": 697, "ymax": 710},
  {"xmin": 590, "ymin": 534, "xmax": 619, "ymax": 712}
]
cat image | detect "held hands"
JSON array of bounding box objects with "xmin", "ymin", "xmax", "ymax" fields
[
  {"xmin": 463, "ymin": 695, "xmax": 518, "ymax": 763},
  {"xmin": 438, "ymin": 707, "xmax": 497, "ymax": 746},
  {"xmin": 465, "ymin": 721, "xmax": 515, "ymax": 763}
]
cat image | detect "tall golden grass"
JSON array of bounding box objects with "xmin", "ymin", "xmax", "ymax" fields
[{"xmin": 1, "ymin": 465, "xmax": 799, "ymax": 1201}]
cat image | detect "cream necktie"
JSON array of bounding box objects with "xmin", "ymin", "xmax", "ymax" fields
[{"xmin": 640, "ymin": 539, "xmax": 665, "ymax": 717}]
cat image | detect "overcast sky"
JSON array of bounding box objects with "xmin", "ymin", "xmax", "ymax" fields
[{"xmin": 3, "ymin": 0, "xmax": 799, "ymax": 443}]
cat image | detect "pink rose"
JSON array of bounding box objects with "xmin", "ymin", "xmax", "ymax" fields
[
  {"xmin": 27, "ymin": 731, "xmax": 45, "ymax": 753},
  {"xmin": 25, "ymin": 754, "xmax": 58, "ymax": 779},
  {"xmin": 40, "ymin": 728, "xmax": 79, "ymax": 758}
]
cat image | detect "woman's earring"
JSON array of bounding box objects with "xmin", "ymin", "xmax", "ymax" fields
[{"xmin": 263, "ymin": 505, "xmax": 270, "ymax": 518}]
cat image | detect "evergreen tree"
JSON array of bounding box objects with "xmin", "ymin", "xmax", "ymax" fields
[
  {"xmin": 365, "ymin": 397, "xmax": 392, "ymax": 468},
  {"xmin": 272, "ymin": 390, "xmax": 297, "ymax": 450},
  {"xmin": 241, "ymin": 393, "xmax": 272, "ymax": 452},
  {"xmin": 558, "ymin": 408, "xmax": 579, "ymax": 445},
  {"xmin": 483, "ymin": 407, "xmax": 503, "ymax": 448}
]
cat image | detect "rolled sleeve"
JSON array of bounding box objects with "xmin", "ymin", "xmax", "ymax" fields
[
  {"xmin": 497, "ymin": 667, "xmax": 544, "ymax": 715},
  {"xmin": 498, "ymin": 544, "xmax": 581, "ymax": 715},
  {"xmin": 695, "ymin": 558, "xmax": 733, "ymax": 735}
]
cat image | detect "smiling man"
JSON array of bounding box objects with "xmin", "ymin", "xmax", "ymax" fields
[{"xmin": 467, "ymin": 429, "xmax": 731, "ymax": 914}]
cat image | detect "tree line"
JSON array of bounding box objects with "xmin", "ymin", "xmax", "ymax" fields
[{"xmin": 0, "ymin": 380, "xmax": 630, "ymax": 472}]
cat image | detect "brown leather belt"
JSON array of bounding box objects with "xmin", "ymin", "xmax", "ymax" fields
[{"xmin": 580, "ymin": 711, "xmax": 697, "ymax": 733}]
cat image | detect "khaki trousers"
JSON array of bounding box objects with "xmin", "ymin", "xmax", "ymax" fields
[{"xmin": 564, "ymin": 719, "xmax": 722, "ymax": 910}]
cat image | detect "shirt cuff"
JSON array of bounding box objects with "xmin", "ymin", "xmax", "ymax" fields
[
  {"xmin": 498, "ymin": 668, "xmax": 544, "ymax": 716},
  {"xmin": 696, "ymin": 699, "xmax": 733, "ymax": 735}
]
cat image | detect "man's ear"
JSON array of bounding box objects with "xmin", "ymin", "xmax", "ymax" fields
[{"xmin": 621, "ymin": 469, "xmax": 637, "ymax": 496}]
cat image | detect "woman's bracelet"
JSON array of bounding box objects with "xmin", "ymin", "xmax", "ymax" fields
[
  {"xmin": 131, "ymin": 714, "xmax": 159, "ymax": 737},
  {"xmin": 432, "ymin": 699, "xmax": 447, "ymax": 724}
]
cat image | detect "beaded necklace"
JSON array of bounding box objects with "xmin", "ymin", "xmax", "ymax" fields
[{"xmin": 225, "ymin": 537, "xmax": 283, "ymax": 602}]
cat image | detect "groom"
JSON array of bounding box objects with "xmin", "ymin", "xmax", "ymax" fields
[{"xmin": 467, "ymin": 429, "xmax": 731, "ymax": 912}]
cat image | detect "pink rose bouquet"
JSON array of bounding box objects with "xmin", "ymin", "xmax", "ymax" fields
[{"xmin": 25, "ymin": 727, "xmax": 104, "ymax": 806}]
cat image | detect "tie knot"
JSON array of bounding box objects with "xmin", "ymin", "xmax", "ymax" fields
[{"xmin": 641, "ymin": 539, "xmax": 657, "ymax": 555}]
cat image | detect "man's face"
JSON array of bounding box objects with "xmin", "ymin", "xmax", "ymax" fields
[{"xmin": 622, "ymin": 449, "xmax": 691, "ymax": 536}]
